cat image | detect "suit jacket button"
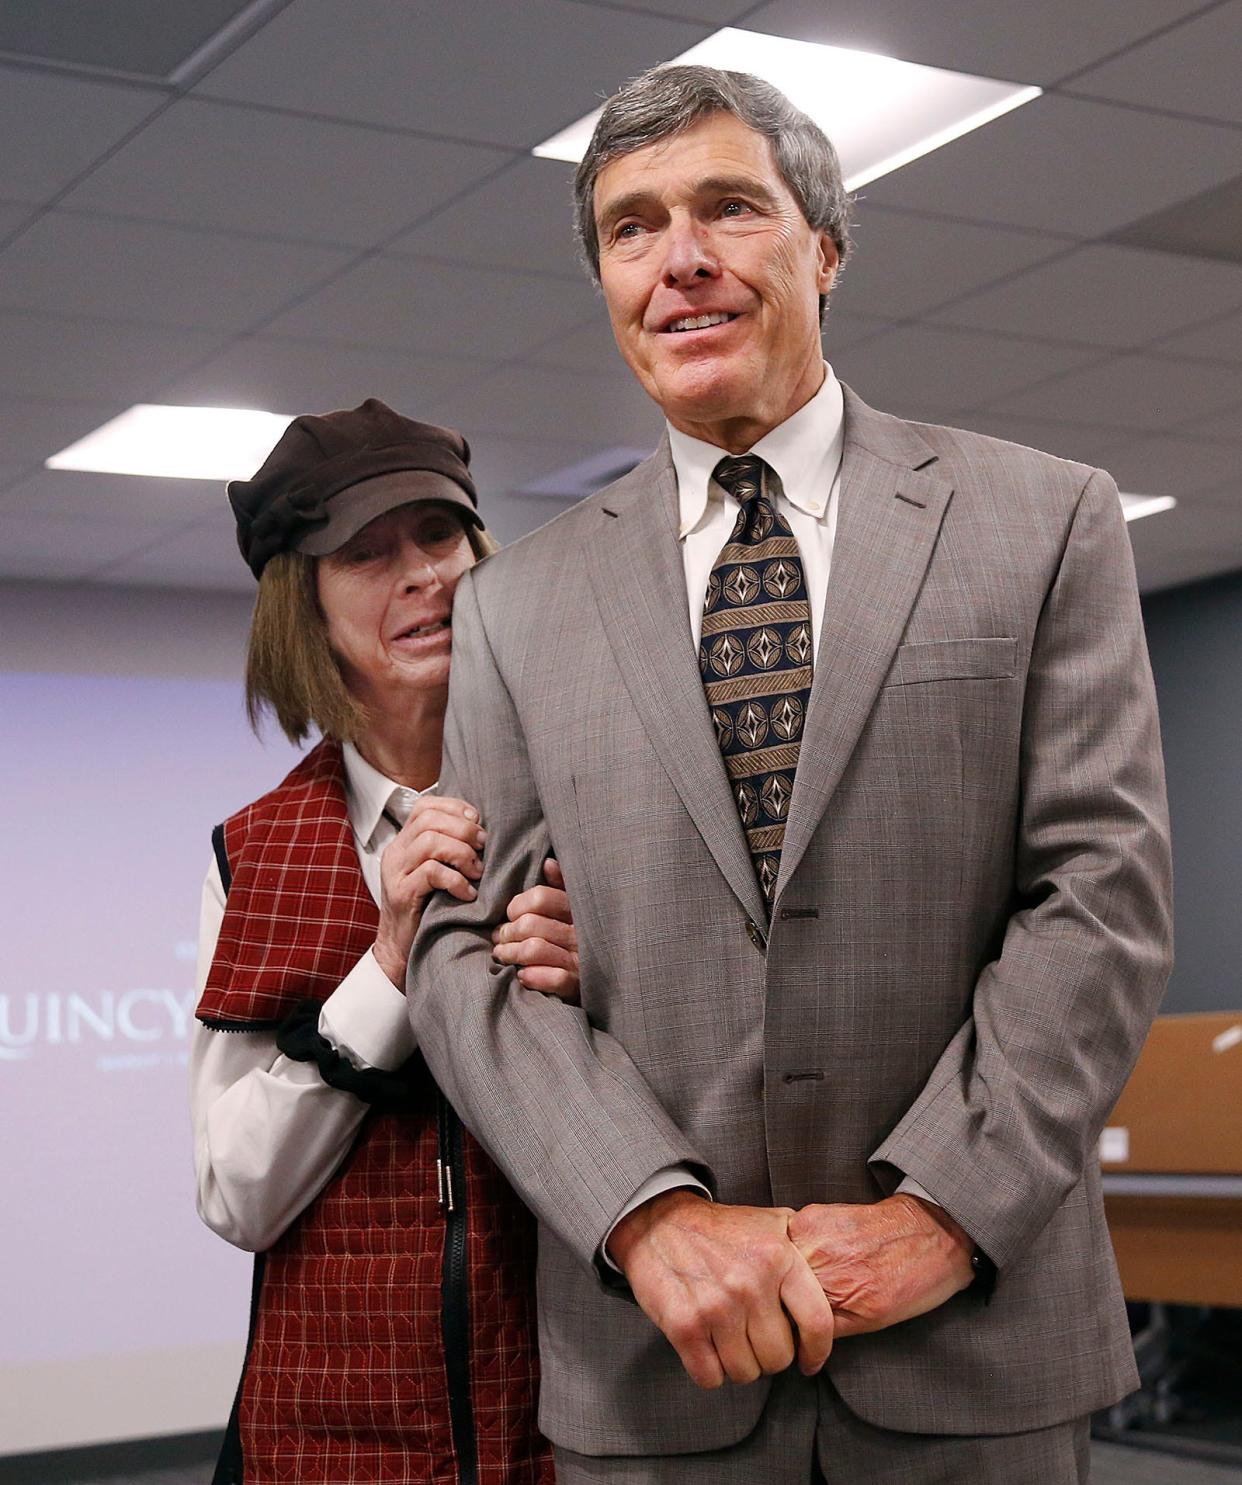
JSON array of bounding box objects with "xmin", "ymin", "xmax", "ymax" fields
[{"xmin": 746, "ymin": 920, "xmax": 767, "ymax": 952}]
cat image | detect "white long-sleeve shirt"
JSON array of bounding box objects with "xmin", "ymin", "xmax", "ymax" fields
[{"xmin": 189, "ymin": 743, "xmax": 427, "ymax": 1252}]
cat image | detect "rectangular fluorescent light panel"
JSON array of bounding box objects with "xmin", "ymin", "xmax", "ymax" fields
[
  {"xmin": 47, "ymin": 404, "xmax": 295, "ymax": 480},
  {"xmin": 1121, "ymin": 493, "xmax": 1177, "ymax": 523},
  {"xmin": 533, "ymin": 29, "xmax": 1040, "ymax": 189}
]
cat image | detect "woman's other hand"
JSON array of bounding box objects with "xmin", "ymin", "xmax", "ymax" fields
[
  {"xmin": 492, "ymin": 858, "xmax": 580, "ymax": 1002},
  {"xmin": 374, "ymin": 795, "xmax": 486, "ymax": 988}
]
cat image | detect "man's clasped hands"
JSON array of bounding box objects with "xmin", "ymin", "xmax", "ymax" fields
[{"xmin": 609, "ymin": 1187, "xmax": 978, "ymax": 1390}]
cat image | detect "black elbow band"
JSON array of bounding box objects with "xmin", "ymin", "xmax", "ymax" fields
[{"xmin": 275, "ymin": 999, "xmax": 421, "ymax": 1112}]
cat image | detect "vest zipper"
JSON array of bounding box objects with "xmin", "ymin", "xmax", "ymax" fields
[{"xmin": 437, "ymin": 1090, "xmax": 478, "ymax": 1485}]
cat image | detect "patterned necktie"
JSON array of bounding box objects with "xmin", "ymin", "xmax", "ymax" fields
[{"xmin": 699, "ymin": 455, "xmax": 814, "ymax": 909}]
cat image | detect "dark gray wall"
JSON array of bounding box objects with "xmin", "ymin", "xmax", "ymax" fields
[{"xmin": 1142, "ymin": 570, "xmax": 1242, "ymax": 1014}]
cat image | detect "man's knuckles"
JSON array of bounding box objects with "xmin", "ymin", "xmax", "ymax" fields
[
  {"xmin": 659, "ymin": 1302, "xmax": 709, "ymax": 1351},
  {"xmin": 510, "ymin": 887, "xmax": 557, "ymax": 918}
]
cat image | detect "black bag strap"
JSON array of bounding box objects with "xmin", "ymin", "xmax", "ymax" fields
[{"xmin": 211, "ymin": 822, "xmax": 233, "ymax": 896}]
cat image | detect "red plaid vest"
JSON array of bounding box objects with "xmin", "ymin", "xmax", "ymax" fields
[{"xmin": 197, "ymin": 740, "xmax": 551, "ymax": 1485}]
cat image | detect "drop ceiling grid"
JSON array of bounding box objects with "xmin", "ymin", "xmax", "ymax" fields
[{"xmin": 0, "ymin": 0, "xmax": 1236, "ymax": 590}]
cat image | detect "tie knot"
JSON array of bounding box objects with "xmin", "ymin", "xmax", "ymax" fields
[
  {"xmin": 713, "ymin": 454, "xmax": 767, "ymax": 508},
  {"xmin": 386, "ymin": 786, "xmax": 417, "ymax": 828}
]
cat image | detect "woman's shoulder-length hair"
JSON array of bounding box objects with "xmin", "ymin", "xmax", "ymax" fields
[{"xmin": 245, "ymin": 520, "xmax": 499, "ymax": 746}]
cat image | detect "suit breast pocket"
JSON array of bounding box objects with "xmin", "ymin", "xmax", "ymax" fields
[{"xmin": 883, "ymin": 636, "xmax": 1016, "ymax": 687}]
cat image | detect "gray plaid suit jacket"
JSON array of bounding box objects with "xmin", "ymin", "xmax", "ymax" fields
[{"xmin": 409, "ymin": 386, "xmax": 1173, "ymax": 1456}]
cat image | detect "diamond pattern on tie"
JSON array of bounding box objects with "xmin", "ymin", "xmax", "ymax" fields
[{"xmin": 701, "ymin": 454, "xmax": 813, "ymax": 909}]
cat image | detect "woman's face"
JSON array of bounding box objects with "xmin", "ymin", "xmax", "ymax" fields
[{"xmin": 316, "ymin": 502, "xmax": 474, "ymax": 713}]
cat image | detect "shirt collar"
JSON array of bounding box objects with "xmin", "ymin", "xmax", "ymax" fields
[
  {"xmin": 341, "ymin": 740, "xmax": 429, "ymax": 847},
  {"xmin": 668, "ymin": 362, "xmax": 845, "ymax": 538}
]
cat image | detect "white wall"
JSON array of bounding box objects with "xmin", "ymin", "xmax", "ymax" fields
[
  {"xmin": 1, "ymin": 579, "xmax": 303, "ymax": 1456},
  {"xmin": 0, "ymin": 579, "xmax": 255, "ymax": 679}
]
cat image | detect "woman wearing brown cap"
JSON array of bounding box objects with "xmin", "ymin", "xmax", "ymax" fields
[{"xmin": 190, "ymin": 400, "xmax": 565, "ymax": 1484}]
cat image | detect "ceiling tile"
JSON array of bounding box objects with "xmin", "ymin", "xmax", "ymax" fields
[
  {"xmin": 821, "ymin": 312, "xmax": 898, "ymax": 355},
  {"xmin": 1179, "ymin": 402, "xmax": 1242, "ymax": 444},
  {"xmin": 831, "ymin": 208, "xmax": 1063, "ymax": 320},
  {"xmin": 860, "ymin": 94, "xmax": 1242, "ymax": 239},
  {"xmin": 948, "ymin": 412, "xmax": 1124, "ymax": 467},
  {"xmin": 0, "ymin": 1, "xmax": 256, "ymax": 79},
  {"xmin": 482, "ymin": 489, "xmax": 580, "ymax": 547},
  {"xmin": 88, "ymin": 507, "xmax": 253, "ymax": 590},
  {"xmin": 432, "ymin": 363, "xmax": 663, "ymax": 448},
  {"xmin": 0, "ymin": 469, "xmax": 222, "ymax": 525},
  {"xmin": 1069, "ymin": 4, "xmax": 1242, "ymax": 126},
  {"xmin": 989, "ymin": 354, "xmax": 1242, "ymax": 434},
  {"xmin": 932, "ymin": 244, "xmax": 1242, "ymax": 350},
  {"xmin": 0, "ymin": 397, "xmax": 124, "ymax": 467},
  {"xmin": 1152, "ymin": 306, "xmax": 1242, "ymax": 367},
  {"xmin": 595, "ymin": 0, "xmax": 748, "ymax": 22},
  {"xmin": 195, "ymin": 0, "xmax": 708, "ymax": 148},
  {"xmin": 0, "ymin": 511, "xmax": 182, "ymax": 581},
  {"xmin": 0, "ymin": 213, "xmax": 351, "ymax": 331},
  {"xmin": 743, "ymin": 0, "xmax": 1205, "ymax": 86},
  {"xmin": 0, "ymin": 200, "xmax": 36, "ymax": 238},
  {"xmin": 0, "ymin": 66, "xmax": 159, "ymax": 203},
  {"xmin": 388, "ymin": 157, "xmax": 583, "ymax": 278},
  {"xmin": 832, "ymin": 324, "xmax": 1097, "ymax": 413},
  {"xmin": 1089, "ymin": 434, "xmax": 1242, "ymax": 500},
  {"xmin": 463, "ymin": 434, "xmax": 620, "ymax": 536},
  {"xmin": 517, "ymin": 310, "xmax": 624, "ymax": 374},
  {"xmin": 165, "ymin": 337, "xmax": 493, "ymax": 417},
  {"xmin": 265, "ymin": 255, "xmax": 602, "ymax": 360},
  {"xmin": 1196, "ymin": 479, "xmax": 1242, "ymax": 509},
  {"xmin": 0, "ymin": 311, "xmax": 226, "ymax": 403},
  {"xmin": 1128, "ymin": 496, "xmax": 1242, "ymax": 592},
  {"xmin": 462, "ymin": 431, "xmax": 603, "ymax": 493},
  {"xmin": 62, "ymin": 98, "xmax": 509, "ymax": 247},
  {"xmin": 1110, "ymin": 172, "xmax": 1242, "ymax": 269}
]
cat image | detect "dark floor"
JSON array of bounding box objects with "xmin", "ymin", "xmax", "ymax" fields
[{"xmin": 2, "ymin": 1443, "xmax": 1234, "ymax": 1485}]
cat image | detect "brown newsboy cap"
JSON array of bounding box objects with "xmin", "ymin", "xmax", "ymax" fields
[{"xmin": 228, "ymin": 398, "xmax": 481, "ymax": 578}]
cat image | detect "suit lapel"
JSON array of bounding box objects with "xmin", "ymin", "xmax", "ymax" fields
[
  {"xmin": 585, "ymin": 438, "xmax": 769, "ymax": 927},
  {"xmin": 776, "ymin": 388, "xmax": 954, "ymax": 899}
]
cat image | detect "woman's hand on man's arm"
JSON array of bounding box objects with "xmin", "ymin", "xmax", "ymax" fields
[
  {"xmin": 375, "ymin": 794, "xmax": 580, "ymax": 1002},
  {"xmin": 374, "ymin": 794, "xmax": 486, "ymax": 987},
  {"xmin": 492, "ymin": 857, "xmax": 581, "ymax": 1001}
]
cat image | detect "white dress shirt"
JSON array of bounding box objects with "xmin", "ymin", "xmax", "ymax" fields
[
  {"xmin": 188, "ymin": 742, "xmax": 427, "ymax": 1252},
  {"xmin": 671, "ymin": 362, "xmax": 845, "ymax": 653}
]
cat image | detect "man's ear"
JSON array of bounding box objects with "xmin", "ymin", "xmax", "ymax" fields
[{"xmin": 815, "ymin": 232, "xmax": 839, "ymax": 295}]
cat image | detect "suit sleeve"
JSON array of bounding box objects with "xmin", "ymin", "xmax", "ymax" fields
[
  {"xmin": 869, "ymin": 467, "xmax": 1173, "ymax": 1269},
  {"xmin": 408, "ymin": 567, "xmax": 712, "ymax": 1272}
]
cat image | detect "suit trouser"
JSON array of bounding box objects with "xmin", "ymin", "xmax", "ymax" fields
[{"xmin": 552, "ymin": 1371, "xmax": 1091, "ymax": 1485}]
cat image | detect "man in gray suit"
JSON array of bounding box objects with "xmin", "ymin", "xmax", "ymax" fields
[{"xmin": 409, "ymin": 64, "xmax": 1172, "ymax": 1482}]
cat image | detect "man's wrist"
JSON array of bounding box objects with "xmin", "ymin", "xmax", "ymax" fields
[
  {"xmin": 891, "ymin": 1192, "xmax": 976, "ymax": 1288},
  {"xmin": 607, "ymin": 1187, "xmax": 708, "ymax": 1273}
]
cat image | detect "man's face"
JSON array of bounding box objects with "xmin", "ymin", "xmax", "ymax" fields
[{"xmin": 593, "ymin": 110, "xmax": 838, "ymax": 448}]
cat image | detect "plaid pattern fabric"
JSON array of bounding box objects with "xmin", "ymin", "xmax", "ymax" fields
[
  {"xmin": 198, "ymin": 740, "xmax": 379, "ymax": 1027},
  {"xmin": 700, "ymin": 455, "xmax": 813, "ymax": 907},
  {"xmin": 199, "ymin": 740, "xmax": 551, "ymax": 1484}
]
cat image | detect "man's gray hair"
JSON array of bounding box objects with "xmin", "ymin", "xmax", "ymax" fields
[{"xmin": 573, "ymin": 65, "xmax": 853, "ymax": 292}]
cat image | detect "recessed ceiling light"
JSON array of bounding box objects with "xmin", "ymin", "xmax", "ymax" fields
[
  {"xmin": 533, "ymin": 29, "xmax": 1040, "ymax": 189},
  {"xmin": 46, "ymin": 405, "xmax": 295, "ymax": 481},
  {"xmin": 1120, "ymin": 493, "xmax": 1177, "ymax": 523}
]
